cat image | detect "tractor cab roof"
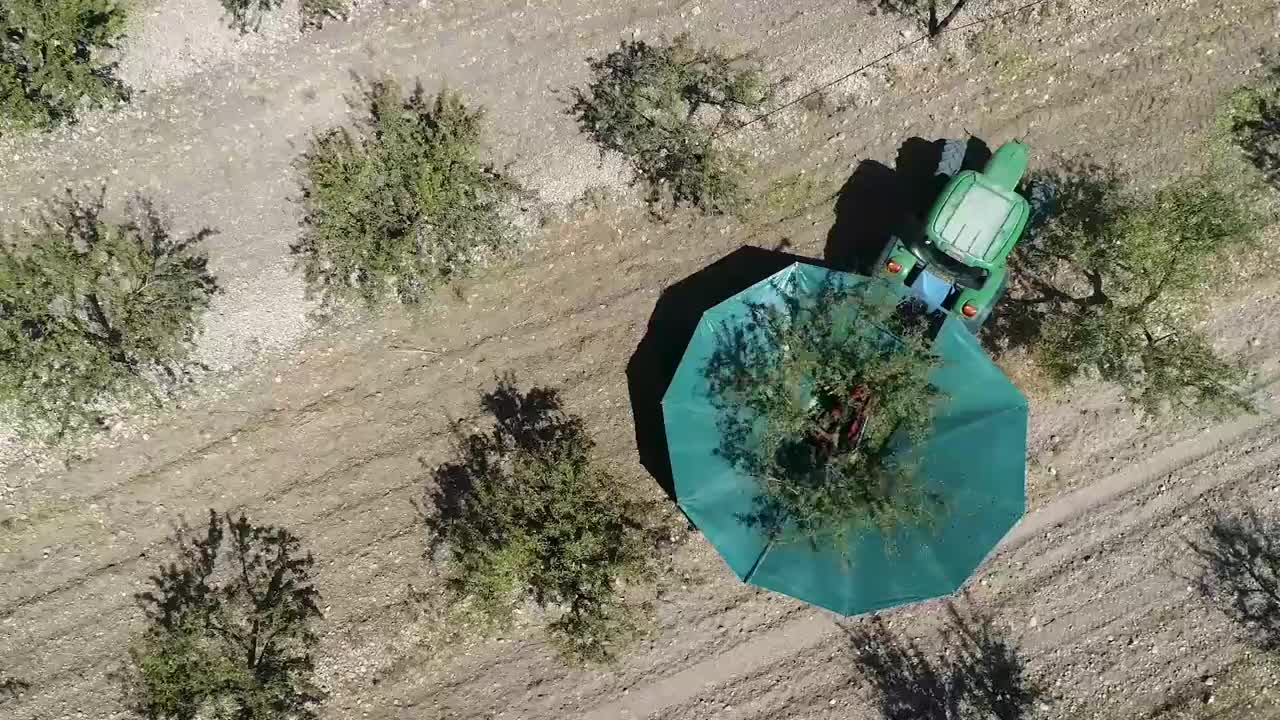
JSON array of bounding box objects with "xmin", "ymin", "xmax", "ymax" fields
[{"xmin": 927, "ymin": 170, "xmax": 1030, "ymax": 270}]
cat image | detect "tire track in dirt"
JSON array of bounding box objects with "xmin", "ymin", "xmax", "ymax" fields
[
  {"xmin": 643, "ymin": 638, "xmax": 860, "ymax": 720},
  {"xmin": 570, "ymin": 429, "xmax": 1280, "ymax": 720},
  {"xmin": 5, "ymin": 1, "xmax": 1279, "ymax": 719},
  {"xmin": 560, "ymin": 406, "xmax": 1280, "ymax": 720},
  {"xmin": 327, "ymin": 394, "xmax": 1259, "ymax": 717},
  {"xmin": 3, "ymin": 520, "xmax": 430, "ymax": 717},
  {"xmin": 0, "ymin": 267, "xmax": 661, "ymax": 600},
  {"xmin": 1, "ymin": 413, "xmax": 429, "ymax": 607},
  {"xmin": 0, "ymin": 281, "xmax": 695, "ymax": 718}
]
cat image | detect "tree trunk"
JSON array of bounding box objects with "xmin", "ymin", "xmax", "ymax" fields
[{"xmin": 930, "ymin": 0, "xmax": 973, "ymax": 37}]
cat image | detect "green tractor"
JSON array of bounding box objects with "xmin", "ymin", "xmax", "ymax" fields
[{"xmin": 877, "ymin": 140, "xmax": 1033, "ymax": 332}]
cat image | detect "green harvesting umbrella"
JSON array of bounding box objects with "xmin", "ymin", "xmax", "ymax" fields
[{"xmin": 662, "ymin": 262, "xmax": 1027, "ymax": 615}]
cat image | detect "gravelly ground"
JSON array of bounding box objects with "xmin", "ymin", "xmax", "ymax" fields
[{"xmin": 3, "ymin": 0, "xmax": 1280, "ymax": 719}]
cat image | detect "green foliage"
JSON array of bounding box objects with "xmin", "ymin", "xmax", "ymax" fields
[
  {"xmin": 1003, "ymin": 163, "xmax": 1260, "ymax": 417},
  {"xmin": 125, "ymin": 511, "xmax": 324, "ymax": 720},
  {"xmin": 427, "ymin": 378, "xmax": 662, "ymax": 664},
  {"xmin": 219, "ymin": 0, "xmax": 281, "ymax": 33},
  {"xmin": 295, "ymin": 79, "xmax": 519, "ymax": 310},
  {"xmin": 705, "ymin": 282, "xmax": 943, "ymax": 546},
  {"xmin": 1217, "ymin": 66, "xmax": 1280, "ymax": 191},
  {"xmin": 0, "ymin": 191, "xmax": 218, "ymax": 443},
  {"xmin": 219, "ymin": 0, "xmax": 348, "ymax": 33},
  {"xmin": 750, "ymin": 172, "xmax": 825, "ymax": 221},
  {"xmin": 299, "ymin": 0, "xmax": 348, "ymax": 31},
  {"xmin": 0, "ymin": 0, "xmax": 129, "ymax": 133},
  {"xmin": 569, "ymin": 34, "xmax": 769, "ymax": 215}
]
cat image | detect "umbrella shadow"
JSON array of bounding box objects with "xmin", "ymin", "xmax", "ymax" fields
[
  {"xmin": 625, "ymin": 246, "xmax": 826, "ymax": 501},
  {"xmin": 845, "ymin": 601, "xmax": 1042, "ymax": 719},
  {"xmin": 824, "ymin": 136, "xmax": 991, "ymax": 275}
]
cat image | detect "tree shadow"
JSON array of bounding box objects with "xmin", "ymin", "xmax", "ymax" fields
[
  {"xmin": 976, "ymin": 158, "xmax": 1123, "ymax": 355},
  {"xmin": 824, "ymin": 136, "xmax": 990, "ymax": 276},
  {"xmin": 127, "ymin": 511, "xmax": 323, "ymax": 719},
  {"xmin": 426, "ymin": 374, "xmax": 589, "ymax": 546},
  {"xmin": 1189, "ymin": 507, "xmax": 1280, "ymax": 651},
  {"xmin": 1223, "ymin": 63, "xmax": 1280, "ymax": 191},
  {"xmin": 855, "ymin": 0, "xmax": 976, "ymax": 37},
  {"xmin": 846, "ymin": 602, "xmax": 1042, "ymax": 719},
  {"xmin": 478, "ymin": 377, "xmax": 585, "ymax": 455},
  {"xmin": 625, "ymin": 246, "xmax": 822, "ymax": 501}
]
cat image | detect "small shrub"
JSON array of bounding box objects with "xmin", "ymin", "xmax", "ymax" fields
[
  {"xmin": 999, "ymin": 163, "xmax": 1259, "ymax": 417},
  {"xmin": 569, "ymin": 34, "xmax": 770, "ymax": 215},
  {"xmin": 299, "ymin": 0, "xmax": 348, "ymax": 31},
  {"xmin": 1218, "ymin": 66, "xmax": 1280, "ymax": 191},
  {"xmin": 295, "ymin": 79, "xmax": 519, "ymax": 310},
  {"xmin": 124, "ymin": 511, "xmax": 324, "ymax": 720},
  {"xmin": 218, "ymin": 0, "xmax": 281, "ymax": 33},
  {"xmin": 219, "ymin": 0, "xmax": 348, "ymax": 33},
  {"xmin": 704, "ymin": 282, "xmax": 943, "ymax": 546},
  {"xmin": 427, "ymin": 378, "xmax": 662, "ymax": 664},
  {"xmin": 0, "ymin": 191, "xmax": 218, "ymax": 442},
  {"xmin": 0, "ymin": 0, "xmax": 129, "ymax": 133}
]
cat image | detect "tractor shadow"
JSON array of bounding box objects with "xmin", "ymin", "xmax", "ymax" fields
[
  {"xmin": 824, "ymin": 136, "xmax": 991, "ymax": 275},
  {"xmin": 625, "ymin": 246, "xmax": 826, "ymax": 501},
  {"xmin": 845, "ymin": 601, "xmax": 1042, "ymax": 719}
]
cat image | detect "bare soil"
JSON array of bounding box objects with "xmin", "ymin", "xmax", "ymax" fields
[{"xmin": 4, "ymin": 0, "xmax": 1280, "ymax": 719}]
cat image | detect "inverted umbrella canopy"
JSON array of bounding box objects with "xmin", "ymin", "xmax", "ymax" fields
[{"xmin": 662, "ymin": 262, "xmax": 1027, "ymax": 615}]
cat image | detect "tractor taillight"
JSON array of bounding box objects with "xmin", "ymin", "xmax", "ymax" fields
[
  {"xmin": 961, "ymin": 303, "xmax": 979, "ymax": 318},
  {"xmin": 885, "ymin": 260, "xmax": 903, "ymax": 274}
]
